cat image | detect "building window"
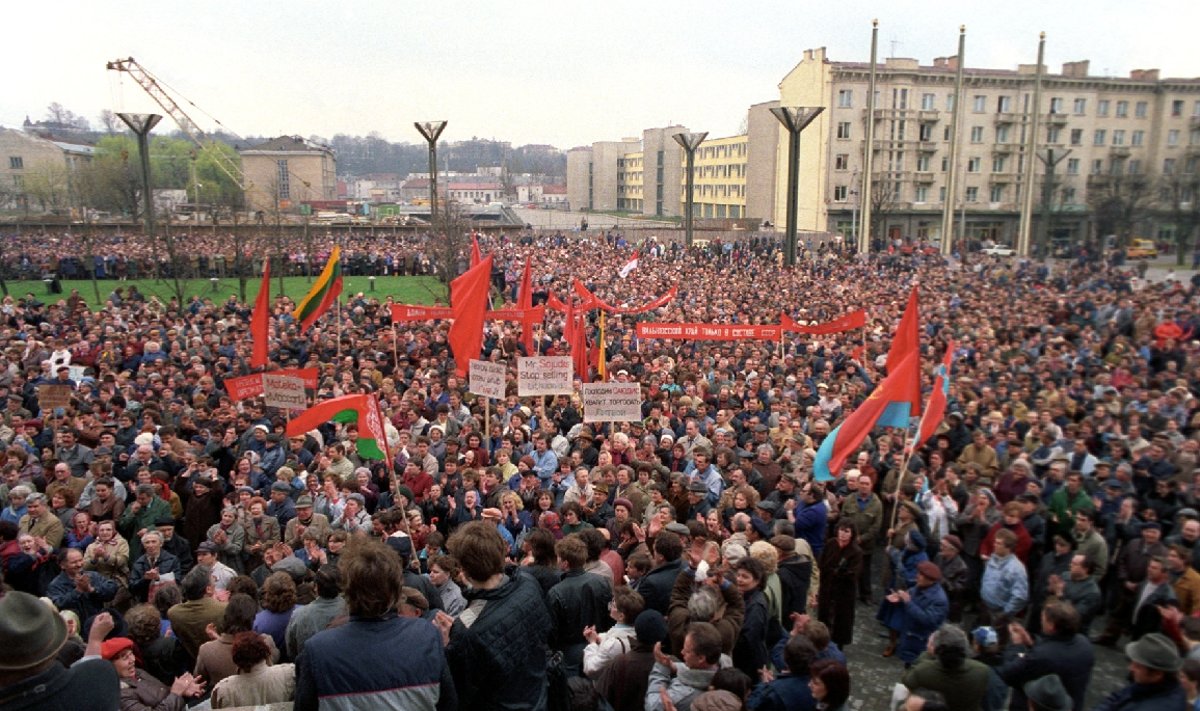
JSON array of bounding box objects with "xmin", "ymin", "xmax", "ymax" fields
[
  {"xmin": 941, "ymin": 156, "xmax": 950, "ymax": 172},
  {"xmin": 11, "ymin": 175, "xmax": 23, "ymax": 188},
  {"xmin": 939, "ymin": 186, "xmax": 947, "ymax": 202},
  {"xmin": 970, "ymin": 126, "xmax": 984, "ymax": 143},
  {"xmin": 965, "ymin": 186, "xmax": 979, "ymax": 202},
  {"xmin": 1073, "ymin": 98, "xmax": 1087, "ymax": 115},
  {"xmin": 1070, "ymin": 129, "xmax": 1083, "ymax": 146},
  {"xmin": 916, "ymin": 155, "xmax": 931, "ymax": 171},
  {"xmin": 1067, "ymin": 158, "xmax": 1080, "ymax": 175},
  {"xmin": 837, "ymin": 89, "xmax": 853, "ymax": 108},
  {"xmin": 967, "ymin": 157, "xmax": 981, "ymax": 172},
  {"xmin": 893, "ymin": 88, "xmax": 908, "ymax": 109},
  {"xmin": 992, "ymin": 155, "xmax": 1007, "ymax": 172},
  {"xmin": 1098, "ymin": 100, "xmax": 1110, "ymax": 117},
  {"xmin": 276, "ymin": 160, "xmax": 290, "ymax": 200},
  {"xmin": 1047, "ymin": 127, "xmax": 1061, "ymax": 144},
  {"xmin": 1168, "ymin": 130, "xmax": 1181, "ymax": 146},
  {"xmin": 921, "ymin": 93, "xmax": 936, "ymax": 110},
  {"xmin": 1128, "ymin": 159, "xmax": 1141, "ymax": 175},
  {"xmin": 1136, "ymin": 101, "xmax": 1149, "ymax": 118},
  {"xmin": 835, "ymin": 154, "xmax": 849, "ymax": 170},
  {"xmin": 1116, "ymin": 100, "xmax": 1128, "ymax": 118},
  {"xmin": 1164, "ymin": 158, "xmax": 1177, "ymax": 175},
  {"xmin": 833, "ymin": 185, "xmax": 848, "ymax": 201},
  {"xmin": 1091, "ymin": 159, "xmax": 1104, "ymax": 175},
  {"xmin": 972, "ymin": 95, "xmax": 986, "ymax": 112},
  {"xmin": 946, "ymin": 93, "xmax": 956, "ymax": 111},
  {"xmin": 944, "ymin": 125, "xmax": 952, "ymax": 141},
  {"xmin": 1113, "ymin": 130, "xmax": 1125, "ymax": 146},
  {"xmin": 1172, "ymin": 100, "xmax": 1184, "ymax": 117},
  {"xmin": 997, "ymin": 96, "xmax": 1012, "ymax": 113},
  {"xmin": 995, "ymin": 125, "xmax": 1010, "ymax": 143},
  {"xmin": 1063, "ymin": 187, "xmax": 1076, "ymax": 203},
  {"xmin": 1192, "ymin": 129, "xmax": 1200, "ymax": 146},
  {"xmin": 915, "ymin": 185, "xmax": 929, "ymax": 202},
  {"xmin": 1049, "ymin": 97, "xmax": 1064, "ymax": 114},
  {"xmin": 8, "ymin": 157, "xmax": 22, "ymax": 170},
  {"xmin": 919, "ymin": 123, "xmax": 934, "ymax": 141},
  {"xmin": 990, "ymin": 185, "xmax": 1004, "ymax": 202},
  {"xmin": 836, "ymin": 122, "xmax": 852, "ymax": 139},
  {"xmin": 1094, "ymin": 130, "xmax": 1107, "ymax": 146},
  {"xmin": 1132, "ymin": 130, "xmax": 1145, "ymax": 146}
]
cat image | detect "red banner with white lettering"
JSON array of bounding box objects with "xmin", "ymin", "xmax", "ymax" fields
[
  {"xmin": 222, "ymin": 367, "xmax": 319, "ymax": 402},
  {"xmin": 391, "ymin": 304, "xmax": 454, "ymax": 322},
  {"xmin": 572, "ymin": 280, "xmax": 677, "ymax": 315},
  {"xmin": 780, "ymin": 309, "xmax": 867, "ymax": 335},
  {"xmin": 635, "ymin": 322, "xmax": 783, "ymax": 341}
]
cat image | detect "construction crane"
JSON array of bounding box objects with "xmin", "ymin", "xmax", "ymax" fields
[{"xmin": 105, "ymin": 57, "xmax": 251, "ymax": 192}]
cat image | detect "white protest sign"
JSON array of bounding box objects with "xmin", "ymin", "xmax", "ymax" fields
[
  {"xmin": 263, "ymin": 374, "xmax": 307, "ymax": 410},
  {"xmin": 469, "ymin": 360, "xmax": 507, "ymax": 400},
  {"xmin": 582, "ymin": 382, "xmax": 642, "ymax": 423},
  {"xmin": 68, "ymin": 365, "xmax": 87, "ymax": 382},
  {"xmin": 517, "ymin": 356, "xmax": 573, "ymax": 396}
]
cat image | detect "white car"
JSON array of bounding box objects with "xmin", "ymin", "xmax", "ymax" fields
[{"xmin": 980, "ymin": 245, "xmax": 1016, "ymax": 256}]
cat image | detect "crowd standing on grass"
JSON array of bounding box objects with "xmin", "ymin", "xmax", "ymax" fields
[{"xmin": 0, "ymin": 227, "xmax": 1199, "ymax": 710}]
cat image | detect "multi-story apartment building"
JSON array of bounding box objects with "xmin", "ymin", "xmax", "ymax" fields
[
  {"xmin": 240, "ymin": 136, "xmax": 337, "ymax": 213},
  {"xmin": 0, "ymin": 127, "xmax": 94, "ymax": 213},
  {"xmin": 781, "ymin": 47, "xmax": 1200, "ymax": 248}
]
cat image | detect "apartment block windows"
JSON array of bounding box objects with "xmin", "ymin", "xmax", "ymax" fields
[
  {"xmin": 992, "ymin": 155, "xmax": 1007, "ymax": 172},
  {"xmin": 1098, "ymin": 99, "xmax": 1110, "ymax": 117},
  {"xmin": 915, "ymin": 185, "xmax": 929, "ymax": 202},
  {"xmin": 972, "ymin": 95, "xmax": 986, "ymax": 112},
  {"xmin": 1094, "ymin": 130, "xmax": 1107, "ymax": 146},
  {"xmin": 1066, "ymin": 158, "xmax": 1080, "ymax": 175},
  {"xmin": 893, "ymin": 88, "xmax": 908, "ymax": 109},
  {"xmin": 1049, "ymin": 97, "xmax": 1064, "ymax": 114},
  {"xmin": 1168, "ymin": 129, "xmax": 1181, "ymax": 146},
  {"xmin": 916, "ymin": 155, "xmax": 931, "ymax": 171},
  {"xmin": 997, "ymin": 96, "xmax": 1012, "ymax": 113},
  {"xmin": 970, "ymin": 126, "xmax": 984, "ymax": 143},
  {"xmin": 835, "ymin": 154, "xmax": 849, "ymax": 170},
  {"xmin": 1164, "ymin": 158, "xmax": 1177, "ymax": 175},
  {"xmin": 1070, "ymin": 129, "xmax": 1083, "ymax": 146},
  {"xmin": 965, "ymin": 186, "xmax": 979, "ymax": 202},
  {"xmin": 1047, "ymin": 127, "xmax": 1061, "ymax": 144},
  {"xmin": 921, "ymin": 93, "xmax": 936, "ymax": 110},
  {"xmin": 1063, "ymin": 187, "xmax": 1076, "ymax": 203},
  {"xmin": 837, "ymin": 89, "xmax": 853, "ymax": 108},
  {"xmin": 834, "ymin": 185, "xmax": 848, "ymax": 201},
  {"xmin": 1092, "ymin": 159, "xmax": 1103, "ymax": 175},
  {"xmin": 995, "ymin": 125, "xmax": 1011, "ymax": 143},
  {"xmin": 967, "ymin": 157, "xmax": 981, "ymax": 173},
  {"xmin": 990, "ymin": 185, "xmax": 1004, "ymax": 202},
  {"xmin": 8, "ymin": 157, "xmax": 21, "ymax": 169},
  {"xmin": 1116, "ymin": 100, "xmax": 1129, "ymax": 118},
  {"xmin": 941, "ymin": 156, "xmax": 950, "ymax": 172},
  {"xmin": 919, "ymin": 123, "xmax": 934, "ymax": 141},
  {"xmin": 1172, "ymin": 100, "xmax": 1184, "ymax": 117},
  {"xmin": 1136, "ymin": 101, "xmax": 1148, "ymax": 118},
  {"xmin": 1073, "ymin": 98, "xmax": 1087, "ymax": 115},
  {"xmin": 276, "ymin": 160, "xmax": 290, "ymax": 199},
  {"xmin": 1113, "ymin": 130, "xmax": 1125, "ymax": 146},
  {"xmin": 836, "ymin": 122, "xmax": 852, "ymax": 139},
  {"xmin": 1132, "ymin": 130, "xmax": 1145, "ymax": 146},
  {"xmin": 946, "ymin": 93, "xmax": 955, "ymax": 111}
]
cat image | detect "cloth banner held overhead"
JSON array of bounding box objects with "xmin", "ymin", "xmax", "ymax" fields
[
  {"xmin": 780, "ymin": 309, "xmax": 867, "ymax": 335},
  {"xmin": 222, "ymin": 368, "xmax": 319, "ymax": 402},
  {"xmin": 635, "ymin": 322, "xmax": 782, "ymax": 341},
  {"xmin": 391, "ymin": 304, "xmax": 453, "ymax": 322},
  {"xmin": 571, "ymin": 280, "xmax": 677, "ymax": 315}
]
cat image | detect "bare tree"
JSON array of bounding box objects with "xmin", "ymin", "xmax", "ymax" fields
[
  {"xmin": 1157, "ymin": 171, "xmax": 1200, "ymax": 266},
  {"xmin": 98, "ymin": 110, "xmax": 120, "ymax": 134},
  {"xmin": 1087, "ymin": 172, "xmax": 1154, "ymax": 249},
  {"xmin": 868, "ymin": 172, "xmax": 900, "ymax": 250}
]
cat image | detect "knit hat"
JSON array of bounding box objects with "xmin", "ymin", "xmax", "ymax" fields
[
  {"xmin": 634, "ymin": 609, "xmax": 668, "ymax": 646},
  {"xmin": 0, "ymin": 592, "xmax": 67, "ymax": 670},
  {"xmin": 613, "ymin": 497, "xmax": 634, "ymax": 513}
]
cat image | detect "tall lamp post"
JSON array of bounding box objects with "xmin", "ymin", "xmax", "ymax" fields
[
  {"xmin": 116, "ymin": 113, "xmax": 162, "ymax": 239},
  {"xmin": 414, "ymin": 121, "xmax": 447, "ymax": 224},
  {"xmin": 769, "ymin": 106, "xmax": 825, "ymax": 266},
  {"xmin": 672, "ymin": 132, "xmax": 707, "ymax": 248}
]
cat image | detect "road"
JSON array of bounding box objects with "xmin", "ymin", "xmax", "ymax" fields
[{"xmin": 510, "ymin": 206, "xmax": 675, "ymax": 231}]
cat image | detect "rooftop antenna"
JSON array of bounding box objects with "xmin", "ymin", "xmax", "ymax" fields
[{"xmin": 890, "ymin": 37, "xmax": 901, "ymax": 58}]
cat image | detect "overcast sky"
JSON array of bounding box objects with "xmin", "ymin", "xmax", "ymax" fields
[{"xmin": 4, "ymin": 0, "xmax": 1198, "ymax": 150}]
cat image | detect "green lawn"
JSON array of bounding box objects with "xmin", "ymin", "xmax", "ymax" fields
[{"xmin": 1, "ymin": 276, "xmax": 449, "ymax": 310}]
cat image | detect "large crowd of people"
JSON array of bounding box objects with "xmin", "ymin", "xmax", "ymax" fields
[{"xmin": 0, "ymin": 227, "xmax": 1198, "ymax": 711}]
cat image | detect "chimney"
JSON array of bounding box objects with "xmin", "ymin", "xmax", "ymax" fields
[
  {"xmin": 946, "ymin": 56, "xmax": 959, "ymax": 71},
  {"xmin": 1061, "ymin": 60, "xmax": 1089, "ymax": 78},
  {"xmin": 1130, "ymin": 68, "xmax": 1159, "ymax": 81},
  {"xmin": 933, "ymin": 57, "xmax": 948, "ymax": 69}
]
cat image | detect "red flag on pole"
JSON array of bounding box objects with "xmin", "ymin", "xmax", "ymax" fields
[
  {"xmin": 470, "ymin": 233, "xmax": 482, "ymax": 268},
  {"xmin": 518, "ymin": 256, "xmax": 534, "ymax": 354},
  {"xmin": 884, "ymin": 285, "xmax": 923, "ymax": 417},
  {"xmin": 250, "ymin": 258, "xmax": 271, "ymax": 368},
  {"xmin": 448, "ymin": 255, "xmax": 493, "ymax": 376},
  {"xmin": 915, "ymin": 341, "xmax": 955, "ymax": 447}
]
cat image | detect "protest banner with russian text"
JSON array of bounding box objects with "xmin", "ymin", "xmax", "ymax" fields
[
  {"xmin": 469, "ymin": 360, "xmax": 507, "ymax": 400},
  {"xmin": 263, "ymin": 374, "xmax": 308, "ymax": 410},
  {"xmin": 223, "ymin": 374, "xmax": 265, "ymax": 401},
  {"xmin": 390, "ymin": 304, "xmax": 454, "ymax": 322},
  {"xmin": 635, "ymin": 322, "xmax": 783, "ymax": 341},
  {"xmin": 582, "ymin": 383, "xmax": 642, "ymax": 423},
  {"xmin": 517, "ymin": 356, "xmax": 573, "ymax": 396}
]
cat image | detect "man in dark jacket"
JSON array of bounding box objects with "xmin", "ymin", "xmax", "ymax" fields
[
  {"xmin": 296, "ymin": 538, "xmax": 455, "ymax": 711},
  {"xmin": 441, "ymin": 520, "xmax": 552, "ymax": 711},
  {"xmin": 999, "ymin": 600, "xmax": 1095, "ymax": 711},
  {"xmin": 595, "ymin": 609, "xmax": 669, "ymax": 711},
  {"xmin": 774, "ymin": 533, "xmax": 814, "ymax": 618},
  {"xmin": 1092, "ymin": 632, "xmax": 1186, "ymax": 711},
  {"xmin": 549, "ymin": 534, "xmax": 613, "ymax": 676},
  {"xmin": 637, "ymin": 531, "xmax": 683, "ymax": 615}
]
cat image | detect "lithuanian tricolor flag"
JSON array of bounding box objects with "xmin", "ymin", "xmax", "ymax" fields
[
  {"xmin": 286, "ymin": 392, "xmax": 389, "ymax": 460},
  {"xmin": 292, "ymin": 246, "xmax": 343, "ymax": 332}
]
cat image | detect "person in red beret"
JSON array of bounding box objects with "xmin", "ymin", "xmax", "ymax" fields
[{"xmin": 103, "ymin": 635, "xmax": 206, "ymax": 710}]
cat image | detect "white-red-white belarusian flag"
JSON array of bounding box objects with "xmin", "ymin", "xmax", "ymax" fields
[{"xmin": 618, "ymin": 252, "xmax": 639, "ymax": 279}]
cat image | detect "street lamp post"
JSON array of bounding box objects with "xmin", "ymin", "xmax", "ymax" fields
[
  {"xmin": 115, "ymin": 113, "xmax": 162, "ymax": 239},
  {"xmin": 672, "ymin": 132, "xmax": 707, "ymax": 248},
  {"xmin": 769, "ymin": 107, "xmax": 825, "ymax": 266},
  {"xmin": 414, "ymin": 121, "xmax": 447, "ymax": 225}
]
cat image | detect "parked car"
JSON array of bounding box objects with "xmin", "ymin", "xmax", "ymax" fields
[
  {"xmin": 1125, "ymin": 238, "xmax": 1158, "ymax": 259},
  {"xmin": 980, "ymin": 245, "xmax": 1016, "ymax": 256}
]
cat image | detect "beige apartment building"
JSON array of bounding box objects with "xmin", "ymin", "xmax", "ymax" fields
[
  {"xmin": 240, "ymin": 136, "xmax": 337, "ymax": 213},
  {"xmin": 780, "ymin": 47, "xmax": 1200, "ymax": 249},
  {"xmin": 0, "ymin": 127, "xmax": 93, "ymax": 212}
]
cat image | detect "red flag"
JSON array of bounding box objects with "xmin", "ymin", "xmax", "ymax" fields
[
  {"xmin": 518, "ymin": 256, "xmax": 534, "ymax": 354},
  {"xmin": 250, "ymin": 258, "xmax": 271, "ymax": 368},
  {"xmin": 885, "ymin": 285, "xmax": 923, "ymax": 417},
  {"xmin": 915, "ymin": 341, "xmax": 955, "ymax": 447},
  {"xmin": 448, "ymin": 255, "xmax": 493, "ymax": 376},
  {"xmin": 813, "ymin": 350, "xmax": 920, "ymax": 480},
  {"xmin": 470, "ymin": 233, "xmax": 482, "ymax": 268},
  {"xmin": 573, "ymin": 312, "xmax": 590, "ymax": 383}
]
